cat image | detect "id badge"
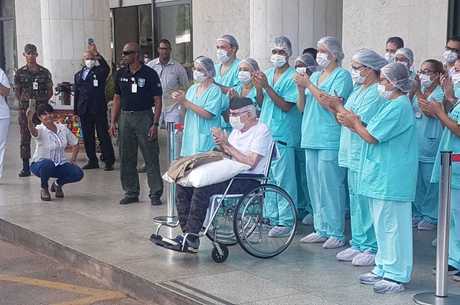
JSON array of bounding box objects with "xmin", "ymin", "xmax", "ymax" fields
[
  {"xmin": 131, "ymin": 83, "xmax": 138, "ymax": 93},
  {"xmin": 415, "ymin": 111, "xmax": 422, "ymax": 119},
  {"xmin": 93, "ymin": 79, "xmax": 99, "ymax": 87},
  {"xmin": 32, "ymin": 81, "xmax": 38, "ymax": 90}
]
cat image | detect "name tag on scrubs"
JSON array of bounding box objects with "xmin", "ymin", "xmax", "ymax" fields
[
  {"xmin": 93, "ymin": 79, "xmax": 98, "ymax": 87},
  {"xmin": 131, "ymin": 77, "xmax": 137, "ymax": 93},
  {"xmin": 32, "ymin": 81, "xmax": 38, "ymax": 90}
]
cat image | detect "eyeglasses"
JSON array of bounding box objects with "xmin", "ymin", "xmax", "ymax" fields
[
  {"xmin": 122, "ymin": 50, "xmax": 136, "ymax": 56},
  {"xmin": 351, "ymin": 65, "xmax": 366, "ymax": 71},
  {"xmin": 418, "ymin": 69, "xmax": 436, "ymax": 75}
]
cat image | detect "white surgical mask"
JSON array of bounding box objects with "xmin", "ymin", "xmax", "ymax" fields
[
  {"xmin": 216, "ymin": 49, "xmax": 231, "ymax": 64},
  {"xmin": 316, "ymin": 52, "xmax": 331, "ymax": 68},
  {"xmin": 229, "ymin": 115, "xmax": 244, "ymax": 130},
  {"xmin": 270, "ymin": 54, "xmax": 287, "ymax": 68},
  {"xmin": 351, "ymin": 68, "xmax": 365, "ymax": 85},
  {"xmin": 238, "ymin": 71, "xmax": 252, "ymax": 84},
  {"xmin": 419, "ymin": 73, "xmax": 433, "ymax": 89},
  {"xmin": 85, "ymin": 59, "xmax": 96, "ymax": 69},
  {"xmin": 442, "ymin": 49, "xmax": 458, "ymax": 64},
  {"xmin": 193, "ymin": 70, "xmax": 207, "ymax": 82},
  {"xmin": 377, "ymin": 84, "xmax": 393, "ymax": 99},
  {"xmin": 296, "ymin": 67, "xmax": 307, "ymax": 74},
  {"xmin": 384, "ymin": 52, "xmax": 395, "ymax": 63}
]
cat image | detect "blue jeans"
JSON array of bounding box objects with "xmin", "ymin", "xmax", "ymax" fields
[{"xmin": 31, "ymin": 159, "xmax": 84, "ymax": 188}]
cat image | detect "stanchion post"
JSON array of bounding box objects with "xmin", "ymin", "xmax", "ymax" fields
[{"xmin": 166, "ymin": 122, "xmax": 177, "ymax": 222}]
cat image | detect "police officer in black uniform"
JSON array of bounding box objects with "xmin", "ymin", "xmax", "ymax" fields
[
  {"xmin": 110, "ymin": 42, "xmax": 163, "ymax": 206},
  {"xmin": 74, "ymin": 42, "xmax": 115, "ymax": 170}
]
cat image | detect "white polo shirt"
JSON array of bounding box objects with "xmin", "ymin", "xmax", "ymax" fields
[{"xmin": 0, "ymin": 68, "xmax": 11, "ymax": 119}]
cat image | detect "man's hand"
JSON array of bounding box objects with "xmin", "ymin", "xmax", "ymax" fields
[
  {"xmin": 26, "ymin": 107, "xmax": 34, "ymax": 121},
  {"xmin": 441, "ymin": 73, "xmax": 456, "ymax": 103},
  {"xmin": 253, "ymin": 71, "xmax": 269, "ymax": 89},
  {"xmin": 337, "ymin": 110, "xmax": 360, "ymax": 129},
  {"xmin": 227, "ymin": 88, "xmax": 238, "ymax": 99},
  {"xmin": 148, "ymin": 125, "xmax": 158, "ymax": 140},
  {"xmin": 88, "ymin": 43, "xmax": 98, "ymax": 56},
  {"xmin": 171, "ymin": 90, "xmax": 186, "ymax": 104},
  {"xmin": 320, "ymin": 94, "xmax": 345, "ymax": 112},
  {"xmin": 212, "ymin": 127, "xmax": 228, "ymax": 146},
  {"xmin": 109, "ymin": 123, "xmax": 118, "ymax": 137},
  {"xmin": 419, "ymin": 98, "xmax": 443, "ymax": 117},
  {"xmin": 294, "ymin": 73, "xmax": 311, "ymax": 89}
]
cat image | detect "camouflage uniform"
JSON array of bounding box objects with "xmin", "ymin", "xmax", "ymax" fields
[{"xmin": 14, "ymin": 64, "xmax": 53, "ymax": 160}]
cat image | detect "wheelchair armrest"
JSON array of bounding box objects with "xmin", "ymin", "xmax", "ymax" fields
[{"xmin": 233, "ymin": 173, "xmax": 266, "ymax": 180}]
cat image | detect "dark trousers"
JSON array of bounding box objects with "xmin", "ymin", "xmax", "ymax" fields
[
  {"xmin": 18, "ymin": 100, "xmax": 47, "ymax": 160},
  {"xmin": 31, "ymin": 159, "xmax": 84, "ymax": 188},
  {"xmin": 80, "ymin": 113, "xmax": 115, "ymax": 165},
  {"xmin": 176, "ymin": 179, "xmax": 260, "ymax": 234}
]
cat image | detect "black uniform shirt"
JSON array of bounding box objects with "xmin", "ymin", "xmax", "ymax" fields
[{"xmin": 114, "ymin": 64, "xmax": 162, "ymax": 111}]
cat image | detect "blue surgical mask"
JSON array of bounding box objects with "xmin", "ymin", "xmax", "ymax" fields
[
  {"xmin": 193, "ymin": 70, "xmax": 207, "ymax": 82},
  {"xmin": 351, "ymin": 68, "xmax": 365, "ymax": 84},
  {"xmin": 316, "ymin": 52, "xmax": 330, "ymax": 68},
  {"xmin": 270, "ymin": 54, "xmax": 287, "ymax": 68},
  {"xmin": 216, "ymin": 49, "xmax": 230, "ymax": 64},
  {"xmin": 420, "ymin": 73, "xmax": 433, "ymax": 89},
  {"xmin": 238, "ymin": 71, "xmax": 252, "ymax": 84},
  {"xmin": 377, "ymin": 84, "xmax": 393, "ymax": 99}
]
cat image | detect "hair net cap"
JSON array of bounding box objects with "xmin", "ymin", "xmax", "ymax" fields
[
  {"xmin": 395, "ymin": 48, "xmax": 414, "ymax": 66},
  {"xmin": 272, "ymin": 36, "xmax": 292, "ymax": 57},
  {"xmin": 381, "ymin": 62, "xmax": 412, "ymax": 93},
  {"xmin": 240, "ymin": 58, "xmax": 260, "ymax": 72},
  {"xmin": 296, "ymin": 53, "xmax": 317, "ymax": 66},
  {"xmin": 216, "ymin": 34, "xmax": 239, "ymax": 50},
  {"xmin": 317, "ymin": 36, "xmax": 344, "ymax": 64},
  {"xmin": 194, "ymin": 56, "xmax": 216, "ymax": 78},
  {"xmin": 351, "ymin": 48, "xmax": 388, "ymax": 71}
]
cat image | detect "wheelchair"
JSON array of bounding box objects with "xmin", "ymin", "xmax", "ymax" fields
[{"xmin": 151, "ymin": 141, "xmax": 298, "ymax": 263}]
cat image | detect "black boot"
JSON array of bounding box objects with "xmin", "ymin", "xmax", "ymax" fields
[{"xmin": 18, "ymin": 159, "xmax": 31, "ymax": 177}]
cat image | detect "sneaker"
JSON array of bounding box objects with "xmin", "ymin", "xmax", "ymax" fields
[
  {"xmin": 359, "ymin": 272, "xmax": 382, "ymax": 285},
  {"xmin": 417, "ymin": 219, "xmax": 436, "ymax": 231},
  {"xmin": 268, "ymin": 226, "xmax": 291, "ymax": 238},
  {"xmin": 432, "ymin": 238, "xmax": 437, "ymax": 247},
  {"xmin": 352, "ymin": 251, "xmax": 375, "ymax": 266},
  {"xmin": 50, "ymin": 181, "xmax": 64, "ymax": 198},
  {"xmin": 18, "ymin": 169, "xmax": 31, "ymax": 177},
  {"xmin": 40, "ymin": 187, "xmax": 51, "ymax": 201},
  {"xmin": 182, "ymin": 235, "xmax": 200, "ymax": 253},
  {"xmin": 336, "ymin": 247, "xmax": 360, "ymax": 262},
  {"xmin": 104, "ymin": 163, "xmax": 114, "ymax": 171},
  {"xmin": 412, "ymin": 217, "xmax": 421, "ymax": 228},
  {"xmin": 322, "ymin": 237, "xmax": 345, "ymax": 249},
  {"xmin": 301, "ymin": 214, "xmax": 314, "ymax": 225},
  {"xmin": 300, "ymin": 232, "xmax": 327, "ymax": 243},
  {"xmin": 119, "ymin": 197, "xmax": 139, "ymax": 205},
  {"xmin": 373, "ymin": 279, "xmax": 405, "ymax": 294},
  {"xmin": 432, "ymin": 265, "xmax": 458, "ymax": 276},
  {"xmin": 452, "ymin": 271, "xmax": 460, "ymax": 282},
  {"xmin": 82, "ymin": 162, "xmax": 99, "ymax": 170}
]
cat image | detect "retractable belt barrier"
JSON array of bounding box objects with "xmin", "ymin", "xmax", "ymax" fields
[{"xmin": 414, "ymin": 151, "xmax": 460, "ymax": 305}]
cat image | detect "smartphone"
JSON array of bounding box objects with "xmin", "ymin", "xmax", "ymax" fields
[
  {"xmin": 88, "ymin": 38, "xmax": 94, "ymax": 45},
  {"xmin": 28, "ymin": 99, "xmax": 36, "ymax": 112}
]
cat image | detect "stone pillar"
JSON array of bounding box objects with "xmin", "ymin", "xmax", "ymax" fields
[{"xmin": 250, "ymin": 0, "xmax": 343, "ymax": 70}]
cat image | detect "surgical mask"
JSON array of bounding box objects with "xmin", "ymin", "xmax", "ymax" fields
[
  {"xmin": 419, "ymin": 73, "xmax": 433, "ymax": 89},
  {"xmin": 296, "ymin": 67, "xmax": 307, "ymax": 74},
  {"xmin": 193, "ymin": 70, "xmax": 207, "ymax": 82},
  {"xmin": 397, "ymin": 61, "xmax": 409, "ymax": 68},
  {"xmin": 316, "ymin": 53, "xmax": 330, "ymax": 68},
  {"xmin": 238, "ymin": 71, "xmax": 252, "ymax": 84},
  {"xmin": 384, "ymin": 52, "xmax": 395, "ymax": 63},
  {"xmin": 229, "ymin": 115, "xmax": 244, "ymax": 130},
  {"xmin": 442, "ymin": 49, "xmax": 458, "ymax": 64},
  {"xmin": 351, "ymin": 68, "xmax": 365, "ymax": 85},
  {"xmin": 216, "ymin": 49, "xmax": 231, "ymax": 64},
  {"xmin": 377, "ymin": 84, "xmax": 393, "ymax": 99},
  {"xmin": 270, "ymin": 54, "xmax": 287, "ymax": 68},
  {"xmin": 85, "ymin": 59, "xmax": 96, "ymax": 69}
]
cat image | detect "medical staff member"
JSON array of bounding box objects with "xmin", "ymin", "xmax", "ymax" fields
[
  {"xmin": 0, "ymin": 67, "xmax": 10, "ymax": 179},
  {"xmin": 294, "ymin": 36, "xmax": 353, "ymax": 249},
  {"xmin": 338, "ymin": 62, "xmax": 416, "ymax": 294},
  {"xmin": 412, "ymin": 59, "xmax": 444, "ymax": 231},
  {"xmin": 384, "ymin": 36, "xmax": 404, "ymax": 63},
  {"xmin": 335, "ymin": 49, "xmax": 387, "ymax": 266},
  {"xmin": 395, "ymin": 48, "xmax": 415, "ymax": 78},
  {"xmin": 231, "ymin": 58, "xmax": 264, "ymax": 109},
  {"xmin": 214, "ymin": 34, "xmax": 241, "ymax": 133},
  {"xmin": 173, "ymin": 56, "xmax": 224, "ymax": 157},
  {"xmin": 253, "ymin": 36, "xmax": 301, "ymax": 237}
]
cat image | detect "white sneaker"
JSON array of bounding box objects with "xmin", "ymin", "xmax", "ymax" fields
[
  {"xmin": 301, "ymin": 214, "xmax": 314, "ymax": 225},
  {"xmin": 373, "ymin": 279, "xmax": 405, "ymax": 294},
  {"xmin": 299, "ymin": 232, "xmax": 327, "ymax": 243},
  {"xmin": 432, "ymin": 238, "xmax": 437, "ymax": 247},
  {"xmin": 417, "ymin": 219, "xmax": 436, "ymax": 231},
  {"xmin": 412, "ymin": 217, "xmax": 421, "ymax": 228},
  {"xmin": 359, "ymin": 272, "xmax": 382, "ymax": 285},
  {"xmin": 322, "ymin": 237, "xmax": 345, "ymax": 249},
  {"xmin": 268, "ymin": 226, "xmax": 291, "ymax": 238},
  {"xmin": 336, "ymin": 247, "xmax": 360, "ymax": 261},
  {"xmin": 352, "ymin": 251, "xmax": 375, "ymax": 266}
]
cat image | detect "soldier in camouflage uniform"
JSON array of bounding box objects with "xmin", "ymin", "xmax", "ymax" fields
[{"xmin": 14, "ymin": 44, "xmax": 53, "ymax": 177}]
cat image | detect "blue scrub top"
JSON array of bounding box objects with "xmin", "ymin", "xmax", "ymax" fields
[
  {"xmin": 412, "ymin": 85, "xmax": 444, "ymax": 163},
  {"xmin": 338, "ymin": 83, "xmax": 384, "ymax": 171},
  {"xmin": 180, "ymin": 83, "xmax": 224, "ymax": 157},
  {"xmin": 214, "ymin": 58, "xmax": 240, "ymax": 130},
  {"xmin": 357, "ymin": 95, "xmax": 418, "ymax": 202},
  {"xmin": 259, "ymin": 66, "xmax": 301, "ymax": 148},
  {"xmin": 301, "ymin": 67, "xmax": 353, "ymax": 150},
  {"xmin": 455, "ymin": 82, "xmax": 460, "ymax": 99},
  {"xmin": 431, "ymin": 102, "xmax": 460, "ymax": 189}
]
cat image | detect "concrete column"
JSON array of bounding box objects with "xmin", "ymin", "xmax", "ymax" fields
[{"xmin": 250, "ymin": 0, "xmax": 342, "ymax": 70}]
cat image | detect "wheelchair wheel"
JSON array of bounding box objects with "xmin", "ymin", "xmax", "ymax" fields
[
  {"xmin": 233, "ymin": 184, "xmax": 297, "ymax": 259},
  {"xmin": 211, "ymin": 244, "xmax": 229, "ymax": 263}
]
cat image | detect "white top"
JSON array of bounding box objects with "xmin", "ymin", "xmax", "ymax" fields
[
  {"xmin": 32, "ymin": 123, "xmax": 79, "ymax": 165},
  {"xmin": 228, "ymin": 122, "xmax": 273, "ymax": 174},
  {"xmin": 0, "ymin": 68, "xmax": 11, "ymax": 119}
]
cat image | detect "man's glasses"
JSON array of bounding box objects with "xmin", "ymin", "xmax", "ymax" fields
[{"xmin": 122, "ymin": 50, "xmax": 136, "ymax": 56}]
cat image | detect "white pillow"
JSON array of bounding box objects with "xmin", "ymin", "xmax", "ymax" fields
[{"xmin": 162, "ymin": 158, "xmax": 251, "ymax": 188}]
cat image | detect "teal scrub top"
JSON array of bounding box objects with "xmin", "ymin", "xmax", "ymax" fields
[
  {"xmin": 301, "ymin": 67, "xmax": 353, "ymax": 150},
  {"xmin": 412, "ymin": 85, "xmax": 444, "ymax": 163},
  {"xmin": 338, "ymin": 83, "xmax": 384, "ymax": 171},
  {"xmin": 214, "ymin": 58, "xmax": 240, "ymax": 130},
  {"xmin": 431, "ymin": 102, "xmax": 460, "ymax": 189},
  {"xmin": 259, "ymin": 66, "xmax": 301, "ymax": 148},
  {"xmin": 180, "ymin": 83, "xmax": 224, "ymax": 157},
  {"xmin": 455, "ymin": 82, "xmax": 460, "ymax": 99},
  {"xmin": 357, "ymin": 95, "xmax": 418, "ymax": 202}
]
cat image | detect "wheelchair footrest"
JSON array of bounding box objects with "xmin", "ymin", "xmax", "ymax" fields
[
  {"xmin": 150, "ymin": 234, "xmax": 197, "ymax": 254},
  {"xmin": 152, "ymin": 216, "xmax": 179, "ymax": 227}
]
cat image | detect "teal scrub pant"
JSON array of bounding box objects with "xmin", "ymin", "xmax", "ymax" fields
[
  {"xmin": 413, "ymin": 161, "xmax": 438, "ymax": 224},
  {"xmin": 448, "ymin": 188, "xmax": 460, "ymax": 270},
  {"xmin": 348, "ymin": 170, "xmax": 377, "ymax": 253},
  {"xmin": 264, "ymin": 143, "xmax": 297, "ymax": 227},
  {"xmin": 305, "ymin": 149, "xmax": 346, "ymax": 240},
  {"xmin": 368, "ymin": 198, "xmax": 413, "ymax": 283},
  {"xmin": 295, "ymin": 148, "xmax": 311, "ymax": 218}
]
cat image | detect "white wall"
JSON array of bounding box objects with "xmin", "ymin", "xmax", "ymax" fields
[
  {"xmin": 15, "ymin": 0, "xmax": 44, "ymax": 65},
  {"xmin": 342, "ymin": 0, "xmax": 449, "ymax": 68}
]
